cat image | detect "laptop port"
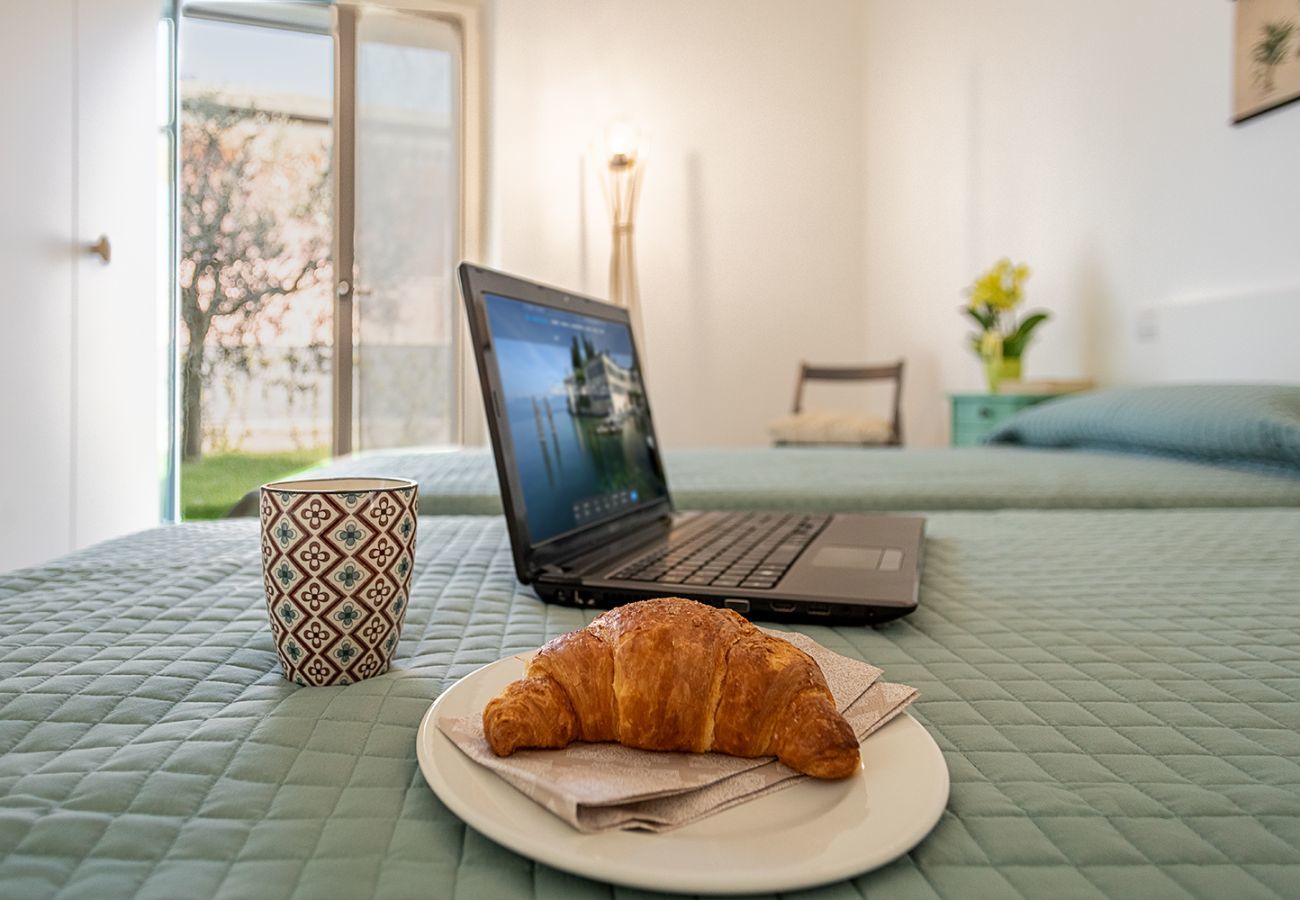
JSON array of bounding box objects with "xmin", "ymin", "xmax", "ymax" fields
[
  {"xmin": 807, "ymin": 604, "xmax": 832, "ymax": 616},
  {"xmin": 723, "ymin": 598, "xmax": 751, "ymax": 614},
  {"xmin": 769, "ymin": 602, "xmax": 797, "ymax": 614}
]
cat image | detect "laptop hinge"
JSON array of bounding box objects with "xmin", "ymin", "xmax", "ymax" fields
[{"xmin": 534, "ymin": 563, "xmax": 582, "ymax": 585}]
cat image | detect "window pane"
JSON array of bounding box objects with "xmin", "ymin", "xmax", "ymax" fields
[
  {"xmin": 177, "ymin": 15, "xmax": 333, "ymax": 515},
  {"xmin": 352, "ymin": 10, "xmax": 460, "ymax": 449}
]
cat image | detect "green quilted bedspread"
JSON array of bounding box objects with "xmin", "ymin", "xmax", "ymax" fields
[
  {"xmin": 2, "ymin": 513, "xmax": 1299, "ymax": 898},
  {"xmin": 226, "ymin": 446, "xmax": 1300, "ymax": 517}
]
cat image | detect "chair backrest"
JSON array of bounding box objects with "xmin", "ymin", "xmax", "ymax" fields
[{"xmin": 791, "ymin": 360, "xmax": 905, "ymax": 445}]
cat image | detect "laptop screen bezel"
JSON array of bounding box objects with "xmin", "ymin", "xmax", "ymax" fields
[{"xmin": 458, "ymin": 263, "xmax": 675, "ymax": 581}]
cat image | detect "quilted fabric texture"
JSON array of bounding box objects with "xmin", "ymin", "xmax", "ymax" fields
[
  {"xmin": 986, "ymin": 384, "xmax": 1300, "ymax": 466},
  {"xmin": 2, "ymin": 514, "xmax": 1299, "ymax": 899},
  {"xmin": 224, "ymin": 445, "xmax": 1300, "ymax": 517}
]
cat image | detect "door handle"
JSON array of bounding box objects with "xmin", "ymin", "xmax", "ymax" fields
[{"xmin": 86, "ymin": 235, "xmax": 111, "ymax": 264}]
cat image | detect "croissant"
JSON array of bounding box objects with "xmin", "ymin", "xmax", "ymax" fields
[{"xmin": 482, "ymin": 597, "xmax": 860, "ymax": 779}]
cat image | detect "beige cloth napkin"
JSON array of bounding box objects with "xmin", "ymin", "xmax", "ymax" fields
[{"xmin": 437, "ymin": 630, "xmax": 919, "ymax": 832}]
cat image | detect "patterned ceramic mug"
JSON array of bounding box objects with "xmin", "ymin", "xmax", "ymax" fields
[{"xmin": 259, "ymin": 477, "xmax": 418, "ymax": 686}]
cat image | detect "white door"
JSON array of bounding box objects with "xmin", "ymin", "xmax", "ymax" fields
[
  {"xmin": 0, "ymin": 0, "xmax": 161, "ymax": 572},
  {"xmin": 74, "ymin": 0, "xmax": 162, "ymax": 550},
  {"xmin": 0, "ymin": 2, "xmax": 76, "ymax": 572}
]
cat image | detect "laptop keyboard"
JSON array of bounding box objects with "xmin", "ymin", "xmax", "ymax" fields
[{"xmin": 610, "ymin": 512, "xmax": 830, "ymax": 590}]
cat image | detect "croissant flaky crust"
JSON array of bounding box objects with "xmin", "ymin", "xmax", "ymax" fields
[{"xmin": 481, "ymin": 597, "xmax": 860, "ymax": 778}]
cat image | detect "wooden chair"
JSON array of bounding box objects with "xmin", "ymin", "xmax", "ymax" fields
[{"xmin": 770, "ymin": 361, "xmax": 904, "ymax": 447}]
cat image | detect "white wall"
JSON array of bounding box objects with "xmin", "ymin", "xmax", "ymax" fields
[
  {"xmin": 863, "ymin": 0, "xmax": 1300, "ymax": 445},
  {"xmin": 487, "ymin": 0, "xmax": 869, "ymax": 448}
]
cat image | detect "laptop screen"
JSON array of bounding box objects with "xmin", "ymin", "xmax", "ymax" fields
[{"xmin": 483, "ymin": 292, "xmax": 669, "ymax": 545}]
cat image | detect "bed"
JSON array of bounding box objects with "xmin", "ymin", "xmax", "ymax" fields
[
  {"xmin": 224, "ymin": 386, "xmax": 1300, "ymax": 516},
  {"xmin": 3, "ymin": 511, "xmax": 1298, "ymax": 898},
  {"xmin": 226, "ymin": 444, "xmax": 1300, "ymax": 517}
]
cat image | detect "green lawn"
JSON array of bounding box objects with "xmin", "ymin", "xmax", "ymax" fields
[{"xmin": 182, "ymin": 449, "xmax": 329, "ymax": 520}]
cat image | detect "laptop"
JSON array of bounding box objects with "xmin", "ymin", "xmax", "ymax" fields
[{"xmin": 459, "ymin": 263, "xmax": 924, "ymax": 626}]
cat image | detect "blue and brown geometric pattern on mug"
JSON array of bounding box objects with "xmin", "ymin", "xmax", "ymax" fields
[
  {"xmin": 334, "ymin": 519, "xmax": 368, "ymax": 550},
  {"xmin": 259, "ymin": 476, "xmax": 418, "ymax": 686},
  {"xmin": 294, "ymin": 577, "xmax": 341, "ymax": 614}
]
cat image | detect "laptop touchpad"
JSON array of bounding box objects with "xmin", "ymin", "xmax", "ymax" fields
[{"xmin": 810, "ymin": 546, "xmax": 903, "ymax": 572}]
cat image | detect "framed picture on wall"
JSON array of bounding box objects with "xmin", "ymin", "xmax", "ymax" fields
[{"xmin": 1234, "ymin": 0, "xmax": 1300, "ymax": 123}]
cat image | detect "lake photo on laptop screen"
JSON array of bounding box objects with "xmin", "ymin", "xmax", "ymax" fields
[{"xmin": 485, "ymin": 293, "xmax": 668, "ymax": 543}]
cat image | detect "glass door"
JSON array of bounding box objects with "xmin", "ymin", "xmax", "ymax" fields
[
  {"xmin": 174, "ymin": 1, "xmax": 468, "ymax": 516},
  {"xmin": 334, "ymin": 6, "xmax": 462, "ymax": 454},
  {"xmin": 176, "ymin": 2, "xmax": 335, "ymax": 518}
]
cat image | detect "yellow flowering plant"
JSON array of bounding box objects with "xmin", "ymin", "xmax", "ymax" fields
[{"xmin": 963, "ymin": 258, "xmax": 1049, "ymax": 366}]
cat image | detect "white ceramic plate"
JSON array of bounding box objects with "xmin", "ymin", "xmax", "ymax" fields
[{"xmin": 415, "ymin": 655, "xmax": 950, "ymax": 896}]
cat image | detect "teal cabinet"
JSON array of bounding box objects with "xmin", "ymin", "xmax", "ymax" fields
[{"xmin": 949, "ymin": 393, "xmax": 1061, "ymax": 447}]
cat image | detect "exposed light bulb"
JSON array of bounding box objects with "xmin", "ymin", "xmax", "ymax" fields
[{"xmin": 606, "ymin": 122, "xmax": 640, "ymax": 168}]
